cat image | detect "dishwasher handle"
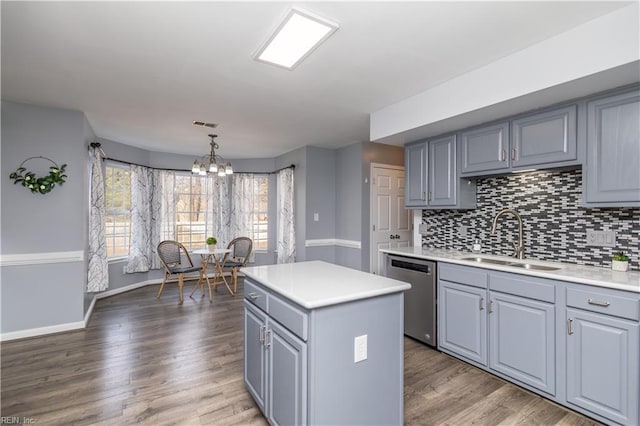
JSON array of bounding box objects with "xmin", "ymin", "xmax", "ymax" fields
[{"xmin": 389, "ymin": 258, "xmax": 431, "ymax": 274}]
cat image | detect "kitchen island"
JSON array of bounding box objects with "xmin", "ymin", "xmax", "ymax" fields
[{"xmin": 242, "ymin": 260, "xmax": 411, "ymax": 426}]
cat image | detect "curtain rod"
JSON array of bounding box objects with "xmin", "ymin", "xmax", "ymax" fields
[{"xmin": 101, "ymin": 155, "xmax": 295, "ymax": 175}]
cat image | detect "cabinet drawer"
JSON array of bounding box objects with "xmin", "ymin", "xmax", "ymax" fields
[
  {"xmin": 244, "ymin": 279, "xmax": 268, "ymax": 312},
  {"xmin": 269, "ymin": 294, "xmax": 309, "ymax": 341},
  {"xmin": 490, "ymin": 272, "xmax": 555, "ymax": 303},
  {"xmin": 566, "ymin": 287, "xmax": 640, "ymax": 321},
  {"xmin": 440, "ymin": 263, "xmax": 488, "ymax": 288}
]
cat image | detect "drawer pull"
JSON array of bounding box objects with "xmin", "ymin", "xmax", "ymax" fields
[
  {"xmin": 567, "ymin": 318, "xmax": 574, "ymax": 335},
  {"xmin": 248, "ymin": 292, "xmax": 260, "ymax": 300},
  {"xmin": 259, "ymin": 325, "xmax": 265, "ymax": 343},
  {"xmin": 588, "ymin": 298, "xmax": 610, "ymax": 307}
]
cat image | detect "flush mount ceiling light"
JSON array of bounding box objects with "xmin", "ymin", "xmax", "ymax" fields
[
  {"xmin": 254, "ymin": 7, "xmax": 339, "ymax": 70},
  {"xmin": 191, "ymin": 134, "xmax": 233, "ymax": 177}
]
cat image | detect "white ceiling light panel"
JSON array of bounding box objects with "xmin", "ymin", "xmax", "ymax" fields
[{"xmin": 255, "ymin": 8, "xmax": 339, "ymax": 70}]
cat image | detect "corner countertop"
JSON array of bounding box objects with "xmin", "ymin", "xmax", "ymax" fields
[
  {"xmin": 242, "ymin": 260, "xmax": 411, "ymax": 309},
  {"xmin": 380, "ymin": 247, "xmax": 640, "ymax": 294}
]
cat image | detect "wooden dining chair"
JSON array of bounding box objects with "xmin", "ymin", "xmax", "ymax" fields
[
  {"xmin": 219, "ymin": 237, "xmax": 253, "ymax": 294},
  {"xmin": 157, "ymin": 240, "xmax": 204, "ymax": 304}
]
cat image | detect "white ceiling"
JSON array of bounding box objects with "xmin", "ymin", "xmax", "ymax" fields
[{"xmin": 1, "ymin": 1, "xmax": 631, "ymax": 159}]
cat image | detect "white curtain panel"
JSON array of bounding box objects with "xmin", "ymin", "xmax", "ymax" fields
[
  {"xmin": 124, "ymin": 165, "xmax": 154, "ymax": 273},
  {"xmin": 231, "ymin": 173, "xmax": 256, "ymax": 262},
  {"xmin": 148, "ymin": 169, "xmax": 164, "ymax": 270},
  {"xmin": 207, "ymin": 175, "xmax": 231, "ymax": 249},
  {"xmin": 277, "ymin": 167, "xmax": 296, "ymax": 264},
  {"xmin": 87, "ymin": 147, "xmax": 109, "ymax": 292}
]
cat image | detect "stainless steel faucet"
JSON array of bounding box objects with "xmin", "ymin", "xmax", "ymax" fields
[{"xmin": 490, "ymin": 208, "xmax": 525, "ymax": 259}]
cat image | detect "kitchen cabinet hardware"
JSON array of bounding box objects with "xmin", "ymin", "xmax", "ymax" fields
[
  {"xmin": 422, "ymin": 191, "xmax": 426, "ymax": 201},
  {"xmin": 489, "ymin": 300, "xmax": 494, "ymax": 313},
  {"xmin": 511, "ymin": 148, "xmax": 517, "ymax": 161},
  {"xmin": 428, "ymin": 191, "xmax": 432, "ymax": 201},
  {"xmin": 259, "ymin": 325, "xmax": 265, "ymax": 343},
  {"xmin": 587, "ymin": 298, "xmax": 610, "ymax": 307},
  {"xmin": 248, "ymin": 292, "xmax": 259, "ymax": 300},
  {"xmin": 479, "ymin": 297, "xmax": 484, "ymax": 310},
  {"xmin": 567, "ymin": 318, "xmax": 574, "ymax": 335},
  {"xmin": 264, "ymin": 329, "xmax": 272, "ymax": 348},
  {"xmin": 501, "ymin": 149, "xmax": 506, "ymax": 161}
]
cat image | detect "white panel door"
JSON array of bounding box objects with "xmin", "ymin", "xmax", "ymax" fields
[{"xmin": 371, "ymin": 165, "xmax": 411, "ymax": 274}]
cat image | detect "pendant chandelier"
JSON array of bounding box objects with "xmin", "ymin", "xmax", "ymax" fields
[{"xmin": 191, "ymin": 134, "xmax": 233, "ymax": 176}]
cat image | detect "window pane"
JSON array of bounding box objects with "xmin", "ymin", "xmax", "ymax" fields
[{"xmin": 105, "ymin": 165, "xmax": 131, "ymax": 257}]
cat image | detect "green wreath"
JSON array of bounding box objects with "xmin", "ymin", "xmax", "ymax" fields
[{"xmin": 9, "ymin": 156, "xmax": 67, "ymax": 194}]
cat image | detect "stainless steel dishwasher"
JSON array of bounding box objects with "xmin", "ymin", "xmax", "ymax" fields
[{"xmin": 385, "ymin": 254, "xmax": 436, "ymax": 346}]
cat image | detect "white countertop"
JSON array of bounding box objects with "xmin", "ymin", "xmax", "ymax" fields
[
  {"xmin": 381, "ymin": 247, "xmax": 640, "ymax": 293},
  {"xmin": 242, "ymin": 260, "xmax": 411, "ymax": 309}
]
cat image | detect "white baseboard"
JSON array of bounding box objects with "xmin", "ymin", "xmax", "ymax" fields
[
  {"xmin": 0, "ymin": 320, "xmax": 86, "ymax": 342},
  {"xmin": 305, "ymin": 239, "xmax": 361, "ymax": 249}
]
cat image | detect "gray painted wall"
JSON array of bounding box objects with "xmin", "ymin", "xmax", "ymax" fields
[
  {"xmin": 306, "ymin": 146, "xmax": 337, "ymax": 263},
  {"xmin": 1, "ymin": 101, "xmax": 87, "ymax": 332},
  {"xmin": 334, "ymin": 143, "xmax": 363, "ymax": 270}
]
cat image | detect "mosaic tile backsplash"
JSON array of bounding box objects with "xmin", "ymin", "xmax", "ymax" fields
[{"xmin": 421, "ymin": 169, "xmax": 640, "ymax": 271}]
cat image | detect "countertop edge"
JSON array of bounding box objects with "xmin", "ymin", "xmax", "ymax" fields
[
  {"xmin": 381, "ymin": 248, "xmax": 640, "ymax": 294},
  {"xmin": 242, "ymin": 264, "xmax": 412, "ymax": 310}
]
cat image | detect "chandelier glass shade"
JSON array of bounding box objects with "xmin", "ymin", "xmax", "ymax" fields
[{"xmin": 191, "ymin": 134, "xmax": 233, "ymax": 176}]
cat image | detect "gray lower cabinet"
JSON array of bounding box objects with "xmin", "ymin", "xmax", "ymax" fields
[
  {"xmin": 438, "ymin": 262, "xmax": 640, "ymax": 425},
  {"xmin": 584, "ymin": 89, "xmax": 640, "ymax": 206},
  {"xmin": 489, "ymin": 292, "xmax": 555, "ymax": 395},
  {"xmin": 566, "ymin": 308, "xmax": 639, "ymax": 425},
  {"xmin": 266, "ymin": 319, "xmax": 307, "ymax": 426},
  {"xmin": 438, "ymin": 280, "xmax": 487, "ymax": 366},
  {"xmin": 244, "ymin": 278, "xmax": 404, "ymax": 425}
]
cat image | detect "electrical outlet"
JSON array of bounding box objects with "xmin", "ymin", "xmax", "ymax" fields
[
  {"xmin": 458, "ymin": 226, "xmax": 468, "ymax": 237},
  {"xmin": 354, "ymin": 334, "xmax": 367, "ymax": 363},
  {"xmin": 313, "ymin": 213, "xmax": 319, "ymax": 222},
  {"xmin": 586, "ymin": 230, "xmax": 616, "ymax": 247},
  {"xmin": 418, "ymin": 223, "xmax": 429, "ymax": 235}
]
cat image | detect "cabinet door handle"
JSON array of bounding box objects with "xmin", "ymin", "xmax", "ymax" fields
[
  {"xmin": 511, "ymin": 148, "xmax": 517, "ymax": 161},
  {"xmin": 248, "ymin": 292, "xmax": 259, "ymax": 300},
  {"xmin": 264, "ymin": 329, "xmax": 272, "ymax": 348},
  {"xmin": 259, "ymin": 325, "xmax": 265, "ymax": 343},
  {"xmin": 588, "ymin": 298, "xmax": 610, "ymax": 307},
  {"xmin": 567, "ymin": 318, "xmax": 574, "ymax": 335},
  {"xmin": 422, "ymin": 191, "xmax": 426, "ymax": 201},
  {"xmin": 479, "ymin": 297, "xmax": 484, "ymax": 311},
  {"xmin": 501, "ymin": 149, "xmax": 506, "ymax": 161},
  {"xmin": 428, "ymin": 191, "xmax": 432, "ymax": 201},
  {"xmin": 488, "ymin": 300, "xmax": 494, "ymax": 313}
]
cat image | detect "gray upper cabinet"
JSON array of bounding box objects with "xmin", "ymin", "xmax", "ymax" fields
[
  {"xmin": 405, "ymin": 136, "xmax": 475, "ymax": 209},
  {"xmin": 460, "ymin": 121, "xmax": 510, "ymax": 174},
  {"xmin": 584, "ymin": 89, "xmax": 640, "ymax": 206},
  {"xmin": 511, "ymin": 105, "xmax": 577, "ymax": 169},
  {"xmin": 405, "ymin": 141, "xmax": 428, "ymax": 207},
  {"xmin": 428, "ymin": 134, "xmax": 456, "ymax": 206}
]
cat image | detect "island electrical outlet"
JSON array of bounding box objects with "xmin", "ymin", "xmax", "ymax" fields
[{"xmin": 354, "ymin": 334, "xmax": 367, "ymax": 363}]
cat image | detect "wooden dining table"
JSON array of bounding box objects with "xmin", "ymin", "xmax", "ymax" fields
[{"xmin": 192, "ymin": 248, "xmax": 234, "ymax": 301}]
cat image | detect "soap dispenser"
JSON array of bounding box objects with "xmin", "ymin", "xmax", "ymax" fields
[{"xmin": 472, "ymin": 238, "xmax": 482, "ymax": 253}]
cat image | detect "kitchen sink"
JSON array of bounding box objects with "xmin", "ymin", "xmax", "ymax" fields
[{"xmin": 460, "ymin": 257, "xmax": 561, "ymax": 271}]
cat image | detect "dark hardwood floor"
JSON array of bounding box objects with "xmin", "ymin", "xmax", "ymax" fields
[{"xmin": 1, "ymin": 279, "xmax": 601, "ymax": 425}]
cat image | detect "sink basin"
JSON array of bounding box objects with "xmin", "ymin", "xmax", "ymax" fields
[
  {"xmin": 460, "ymin": 257, "xmax": 561, "ymax": 271},
  {"xmin": 460, "ymin": 257, "xmax": 513, "ymax": 266}
]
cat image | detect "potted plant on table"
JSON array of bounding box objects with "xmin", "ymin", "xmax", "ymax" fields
[
  {"xmin": 206, "ymin": 237, "xmax": 218, "ymax": 252},
  {"xmin": 612, "ymin": 251, "xmax": 630, "ymax": 272}
]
